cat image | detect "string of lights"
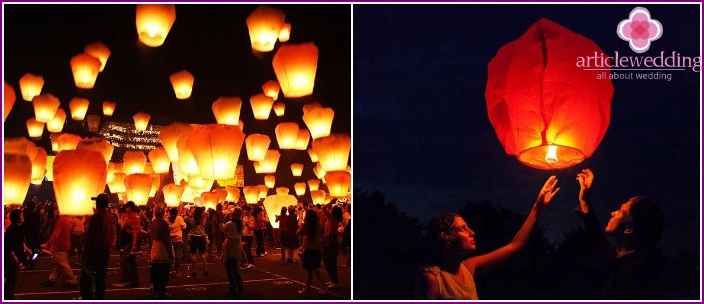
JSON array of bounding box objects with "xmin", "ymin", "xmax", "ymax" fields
[{"xmin": 99, "ymin": 121, "xmax": 163, "ymax": 150}]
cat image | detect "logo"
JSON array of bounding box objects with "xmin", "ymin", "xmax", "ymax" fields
[{"xmin": 617, "ymin": 7, "xmax": 662, "ymax": 54}]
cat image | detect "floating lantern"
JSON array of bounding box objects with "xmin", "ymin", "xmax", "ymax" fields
[
  {"xmin": 5, "ymin": 137, "xmax": 37, "ymax": 160},
  {"xmin": 308, "ymin": 148, "xmax": 318, "ymax": 163},
  {"xmin": 295, "ymin": 129, "xmax": 310, "ymax": 150},
  {"xmin": 245, "ymin": 134, "xmax": 271, "ymax": 162},
  {"xmin": 275, "ymin": 122, "xmax": 299, "ymax": 150},
  {"xmin": 26, "ymin": 118, "xmax": 45, "ymax": 139},
  {"xmin": 163, "ymin": 183, "xmax": 184, "ymax": 207},
  {"xmin": 68, "ymin": 97, "xmax": 89, "ymax": 120},
  {"xmin": 46, "ymin": 108, "xmax": 66, "ymax": 133},
  {"xmin": 294, "ymin": 182, "xmax": 306, "ymax": 196},
  {"xmin": 211, "ymin": 96, "xmax": 242, "ymax": 126},
  {"xmin": 56, "ymin": 133, "xmax": 82, "ymax": 151},
  {"xmin": 258, "ymin": 184, "xmax": 269, "ymax": 200},
  {"xmin": 272, "ymin": 102, "xmax": 285, "ymax": 117},
  {"xmin": 84, "ymin": 41, "xmax": 111, "ymax": 72},
  {"xmin": 31, "ymin": 147, "xmax": 48, "ymax": 184},
  {"xmin": 124, "ymin": 173, "xmax": 152, "ymax": 206},
  {"xmin": 200, "ymin": 192, "xmax": 219, "ymax": 211},
  {"xmin": 53, "ymin": 150, "xmax": 108, "ymax": 215},
  {"xmin": 249, "ymin": 93, "xmax": 275, "ymax": 120},
  {"xmin": 50, "ymin": 133, "xmax": 62, "ymax": 152},
  {"xmin": 4, "ymin": 82, "xmax": 16, "ymax": 122},
  {"xmin": 18, "ymin": 73, "xmax": 44, "ymax": 102},
  {"xmin": 70, "ymin": 53, "xmax": 101, "ymax": 89},
  {"xmin": 149, "ymin": 175, "xmax": 161, "ymax": 198},
  {"xmin": 135, "ymin": 4, "xmax": 176, "ymax": 47},
  {"xmin": 279, "ymin": 23, "xmax": 291, "ymax": 42},
  {"xmin": 310, "ymin": 189, "xmax": 327, "ymax": 205},
  {"xmin": 263, "ymin": 190, "xmax": 296, "ymax": 228},
  {"xmin": 325, "ymin": 171, "xmax": 351, "ymax": 198},
  {"xmin": 264, "ymin": 175, "xmax": 276, "ymax": 188},
  {"xmin": 159, "ymin": 122, "xmax": 192, "ymax": 162},
  {"xmin": 103, "ymin": 100, "xmax": 116, "ymax": 116},
  {"xmin": 303, "ymin": 107, "xmax": 335, "ymax": 139},
  {"xmin": 262, "ymin": 80, "xmax": 280, "ymax": 101},
  {"xmin": 106, "ymin": 162, "xmax": 116, "ymax": 183},
  {"xmin": 312, "ymin": 133, "xmax": 351, "ymax": 171},
  {"xmin": 170, "ymin": 70, "xmax": 194, "ymax": 99},
  {"xmin": 225, "ymin": 186, "xmax": 240, "ymax": 202},
  {"xmin": 176, "ymin": 135, "xmax": 200, "ymax": 176},
  {"xmin": 133, "ymin": 112, "xmax": 151, "ymax": 131},
  {"xmin": 313, "ymin": 162, "xmax": 326, "ymax": 180},
  {"xmin": 243, "ymin": 186, "xmax": 261, "ymax": 204},
  {"xmin": 485, "ymin": 18, "xmax": 613, "ymax": 170},
  {"xmin": 108, "ymin": 172, "xmax": 126, "ymax": 193},
  {"xmin": 76, "ymin": 137, "xmax": 114, "ymax": 164},
  {"xmin": 302, "ymin": 101, "xmax": 322, "ymax": 114},
  {"xmin": 4, "ymin": 154, "xmax": 32, "ymax": 206},
  {"xmin": 32, "ymin": 93, "xmax": 60, "ymax": 123},
  {"xmin": 272, "ymin": 42, "xmax": 319, "ymax": 98},
  {"xmin": 308, "ymin": 178, "xmax": 320, "ymax": 191},
  {"xmin": 148, "ymin": 148, "xmax": 170, "ymax": 174},
  {"xmin": 290, "ymin": 163, "xmax": 304, "ymax": 177},
  {"xmin": 187, "ymin": 124, "xmax": 245, "ymax": 180},
  {"xmin": 123, "ymin": 150, "xmax": 147, "ymax": 174},
  {"xmin": 246, "ymin": 5, "xmax": 286, "ymax": 52},
  {"xmin": 258, "ymin": 149, "xmax": 281, "ymax": 174}
]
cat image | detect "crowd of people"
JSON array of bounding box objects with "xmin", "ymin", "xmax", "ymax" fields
[{"xmin": 3, "ymin": 193, "xmax": 352, "ymax": 300}]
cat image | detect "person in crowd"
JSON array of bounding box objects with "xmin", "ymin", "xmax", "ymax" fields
[
  {"xmin": 339, "ymin": 205, "xmax": 351, "ymax": 268},
  {"xmin": 168, "ymin": 207, "xmax": 187, "ymax": 278},
  {"xmin": 415, "ymin": 176, "xmax": 559, "ymax": 300},
  {"xmin": 321, "ymin": 202, "xmax": 343, "ymax": 288},
  {"xmin": 188, "ymin": 206, "xmax": 209, "ymax": 277},
  {"xmin": 283, "ymin": 206, "xmax": 300, "ymax": 263},
  {"xmin": 573, "ymin": 168, "xmax": 666, "ymax": 299},
  {"xmin": 221, "ymin": 207, "xmax": 244, "ymax": 298},
  {"xmin": 252, "ymin": 206, "xmax": 267, "ymax": 257},
  {"xmin": 113, "ymin": 201, "xmax": 141, "ymax": 288},
  {"xmin": 41, "ymin": 207, "xmax": 79, "ymax": 289},
  {"xmin": 297, "ymin": 209, "xmax": 330, "ymax": 298},
  {"xmin": 70, "ymin": 215, "xmax": 86, "ymax": 262},
  {"xmin": 79, "ymin": 194, "xmax": 115, "ymax": 300},
  {"xmin": 149, "ymin": 205, "xmax": 174, "ymax": 299},
  {"xmin": 5, "ymin": 209, "xmax": 30, "ymax": 299},
  {"xmin": 241, "ymin": 205, "xmax": 256, "ymax": 268}
]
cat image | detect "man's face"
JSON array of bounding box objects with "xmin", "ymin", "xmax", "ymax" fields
[{"xmin": 605, "ymin": 199, "xmax": 635, "ymax": 234}]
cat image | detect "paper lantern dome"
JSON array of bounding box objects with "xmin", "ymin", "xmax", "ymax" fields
[
  {"xmin": 308, "ymin": 178, "xmax": 320, "ymax": 191},
  {"xmin": 211, "ymin": 96, "xmax": 243, "ymax": 126},
  {"xmin": 70, "ymin": 53, "xmax": 102, "ymax": 89},
  {"xmin": 325, "ymin": 171, "xmax": 351, "ymax": 198},
  {"xmin": 303, "ymin": 107, "xmax": 335, "ymax": 139},
  {"xmin": 76, "ymin": 137, "xmax": 114, "ymax": 164},
  {"xmin": 123, "ymin": 150, "xmax": 147, "ymax": 175},
  {"xmin": 84, "ymin": 41, "xmax": 111, "ymax": 72},
  {"xmin": 148, "ymin": 147, "xmax": 171, "ymax": 174},
  {"xmin": 312, "ymin": 133, "xmax": 351, "ymax": 172},
  {"xmin": 170, "ymin": 70, "xmax": 194, "ymax": 100},
  {"xmin": 246, "ymin": 5, "xmax": 286, "ymax": 52},
  {"xmin": 46, "ymin": 108, "xmax": 67, "ymax": 133},
  {"xmin": 133, "ymin": 112, "xmax": 151, "ymax": 131},
  {"xmin": 135, "ymin": 4, "xmax": 176, "ymax": 47},
  {"xmin": 245, "ymin": 134, "xmax": 271, "ymax": 161},
  {"xmin": 294, "ymin": 182, "xmax": 306, "ymax": 196},
  {"xmin": 279, "ymin": 23, "xmax": 291, "ymax": 42},
  {"xmin": 69, "ymin": 97, "xmax": 90, "ymax": 120},
  {"xmin": 272, "ymin": 42, "xmax": 319, "ymax": 98},
  {"xmin": 18, "ymin": 73, "xmax": 44, "ymax": 102},
  {"xmin": 56, "ymin": 133, "xmax": 82, "ymax": 152},
  {"xmin": 262, "ymin": 80, "xmax": 280, "ymax": 101},
  {"xmin": 4, "ymin": 82, "xmax": 16, "ymax": 122},
  {"xmin": 124, "ymin": 173, "xmax": 153, "ymax": 206},
  {"xmin": 163, "ymin": 183, "xmax": 185, "ymax": 207},
  {"xmin": 32, "ymin": 93, "xmax": 60, "ymax": 123},
  {"xmin": 243, "ymin": 186, "xmax": 261, "ymax": 204},
  {"xmin": 250, "ymin": 93, "xmax": 275, "ymax": 120},
  {"xmin": 4, "ymin": 154, "xmax": 33, "ymax": 206},
  {"xmin": 159, "ymin": 122, "xmax": 193, "ymax": 162},
  {"xmin": 52, "ymin": 149, "xmax": 108, "ymax": 215},
  {"xmin": 275, "ymin": 122, "xmax": 299, "ymax": 150},
  {"xmin": 186, "ymin": 124, "xmax": 245, "ymax": 180},
  {"xmin": 31, "ymin": 147, "xmax": 48, "ymax": 184},
  {"xmin": 264, "ymin": 175, "xmax": 276, "ymax": 188},
  {"xmin": 272, "ymin": 102, "xmax": 285, "ymax": 117},
  {"xmin": 102, "ymin": 100, "xmax": 116, "ymax": 116},
  {"xmin": 26, "ymin": 118, "xmax": 45, "ymax": 139},
  {"xmin": 290, "ymin": 163, "xmax": 304, "ymax": 177}
]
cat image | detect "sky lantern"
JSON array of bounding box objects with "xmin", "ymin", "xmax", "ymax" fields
[
  {"xmin": 4, "ymin": 82, "xmax": 16, "ymax": 122},
  {"xmin": 310, "ymin": 189, "xmax": 327, "ymax": 205},
  {"xmin": 50, "ymin": 133, "xmax": 61, "ymax": 152},
  {"xmin": 76, "ymin": 137, "xmax": 114, "ymax": 165},
  {"xmin": 262, "ymin": 80, "xmax": 280, "ymax": 101},
  {"xmin": 312, "ymin": 133, "xmax": 351, "ymax": 172},
  {"xmin": 245, "ymin": 134, "xmax": 271, "ymax": 162},
  {"xmin": 294, "ymin": 182, "xmax": 306, "ymax": 196},
  {"xmin": 148, "ymin": 147, "xmax": 171, "ymax": 174},
  {"xmin": 53, "ymin": 149, "xmax": 108, "ymax": 215},
  {"xmin": 264, "ymin": 175, "xmax": 276, "ymax": 188},
  {"xmin": 56, "ymin": 133, "xmax": 82, "ymax": 151},
  {"xmin": 200, "ymin": 192, "xmax": 220, "ymax": 211},
  {"xmin": 84, "ymin": 41, "xmax": 111, "ymax": 72},
  {"xmin": 246, "ymin": 5, "xmax": 286, "ymax": 53},
  {"xmin": 275, "ymin": 122, "xmax": 299, "ymax": 150},
  {"xmin": 272, "ymin": 102, "xmax": 285, "ymax": 117},
  {"xmin": 45, "ymin": 155, "xmax": 55, "ymax": 182},
  {"xmin": 133, "ymin": 112, "xmax": 151, "ymax": 131},
  {"xmin": 308, "ymin": 178, "xmax": 320, "ymax": 191},
  {"xmin": 176, "ymin": 135, "xmax": 200, "ymax": 176},
  {"xmin": 68, "ymin": 97, "xmax": 90, "ymax": 120},
  {"xmin": 31, "ymin": 147, "xmax": 48, "ymax": 184},
  {"xmin": 135, "ymin": 4, "xmax": 176, "ymax": 47},
  {"xmin": 272, "ymin": 42, "xmax": 319, "ymax": 98},
  {"xmin": 243, "ymin": 186, "xmax": 260, "ymax": 204},
  {"xmin": 302, "ymin": 101, "xmax": 322, "ymax": 114},
  {"xmin": 263, "ymin": 191, "xmax": 296, "ymax": 229},
  {"xmin": 70, "ymin": 53, "xmax": 101, "ymax": 89},
  {"xmin": 18, "ymin": 73, "xmax": 43, "ymax": 102},
  {"xmin": 308, "ymin": 148, "xmax": 319, "ymax": 163},
  {"xmin": 103, "ymin": 100, "xmax": 116, "ymax": 116},
  {"xmin": 295, "ymin": 130, "xmax": 310, "ymax": 150},
  {"xmin": 279, "ymin": 23, "xmax": 291, "ymax": 42},
  {"xmin": 313, "ymin": 162, "xmax": 326, "ymax": 180},
  {"xmin": 303, "ymin": 107, "xmax": 335, "ymax": 139},
  {"xmin": 4, "ymin": 154, "xmax": 33, "ymax": 206},
  {"xmin": 253, "ymin": 162, "xmax": 263, "ymax": 174},
  {"xmin": 249, "ymin": 93, "xmax": 275, "ymax": 120},
  {"xmin": 123, "ymin": 150, "xmax": 147, "ymax": 174},
  {"xmin": 170, "ymin": 70, "xmax": 194, "ymax": 100},
  {"xmin": 46, "ymin": 108, "xmax": 66, "ymax": 133},
  {"xmin": 225, "ymin": 186, "xmax": 240, "ymax": 202},
  {"xmin": 26, "ymin": 118, "xmax": 45, "ymax": 139},
  {"xmin": 159, "ymin": 122, "xmax": 192, "ymax": 163},
  {"xmin": 211, "ymin": 96, "xmax": 242, "ymax": 126},
  {"xmin": 106, "ymin": 162, "xmax": 116, "ymax": 183},
  {"xmin": 163, "ymin": 183, "xmax": 184, "ymax": 207},
  {"xmin": 325, "ymin": 171, "xmax": 351, "ymax": 198},
  {"xmin": 5, "ymin": 137, "xmax": 37, "ymax": 160},
  {"xmin": 187, "ymin": 124, "xmax": 245, "ymax": 180},
  {"xmin": 259, "ymin": 149, "xmax": 281, "ymax": 174},
  {"xmin": 258, "ymin": 185, "xmax": 269, "ymax": 200},
  {"xmin": 290, "ymin": 163, "xmax": 304, "ymax": 177},
  {"xmin": 108, "ymin": 172, "xmax": 126, "ymax": 193},
  {"xmin": 486, "ymin": 18, "xmax": 613, "ymax": 170},
  {"xmin": 32, "ymin": 93, "xmax": 60, "ymax": 123},
  {"xmin": 124, "ymin": 173, "xmax": 153, "ymax": 206},
  {"xmin": 149, "ymin": 175, "xmax": 161, "ymax": 197}
]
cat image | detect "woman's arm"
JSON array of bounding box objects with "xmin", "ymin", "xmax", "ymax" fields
[{"xmin": 465, "ymin": 176, "xmax": 559, "ymax": 276}]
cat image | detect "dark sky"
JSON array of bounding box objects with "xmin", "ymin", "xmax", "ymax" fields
[
  {"xmin": 3, "ymin": 4, "xmax": 351, "ymax": 198},
  {"xmin": 353, "ymin": 4, "xmax": 700, "ymax": 256}
]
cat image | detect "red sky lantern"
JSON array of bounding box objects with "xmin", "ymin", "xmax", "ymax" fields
[
  {"xmin": 485, "ymin": 18, "xmax": 613, "ymax": 170},
  {"xmin": 187, "ymin": 124, "xmax": 245, "ymax": 180},
  {"xmin": 272, "ymin": 43, "xmax": 319, "ymax": 98},
  {"xmin": 53, "ymin": 150, "xmax": 108, "ymax": 215}
]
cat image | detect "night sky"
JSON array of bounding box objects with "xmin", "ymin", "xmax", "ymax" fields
[
  {"xmin": 353, "ymin": 4, "xmax": 700, "ymax": 256},
  {"xmin": 3, "ymin": 4, "xmax": 351, "ymax": 200}
]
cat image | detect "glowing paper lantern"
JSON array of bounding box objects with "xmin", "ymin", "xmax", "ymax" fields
[
  {"xmin": 245, "ymin": 134, "xmax": 271, "ymax": 162},
  {"xmin": 225, "ymin": 186, "xmax": 240, "ymax": 202},
  {"xmin": 272, "ymin": 43, "xmax": 319, "ymax": 98},
  {"xmin": 250, "ymin": 93, "xmax": 275, "ymax": 120},
  {"xmin": 312, "ymin": 134, "xmax": 351, "ymax": 171},
  {"xmin": 31, "ymin": 147, "xmax": 48, "ymax": 184},
  {"xmin": 148, "ymin": 148, "xmax": 170, "ymax": 174},
  {"xmin": 279, "ymin": 23, "xmax": 291, "ymax": 42},
  {"xmin": 294, "ymin": 183, "xmax": 306, "ymax": 196},
  {"xmin": 4, "ymin": 154, "xmax": 33, "ymax": 206},
  {"xmin": 106, "ymin": 162, "xmax": 116, "ymax": 183},
  {"xmin": 32, "ymin": 93, "xmax": 60, "ymax": 123},
  {"xmin": 50, "ymin": 133, "xmax": 62, "ymax": 152},
  {"xmin": 302, "ymin": 101, "xmax": 322, "ymax": 114},
  {"xmin": 102, "ymin": 100, "xmax": 116, "ymax": 116},
  {"xmin": 130, "ymin": 112, "xmax": 150, "ymax": 131},
  {"xmin": 258, "ymin": 149, "xmax": 281, "ymax": 174},
  {"xmin": 273, "ymin": 102, "xmax": 285, "ymax": 117},
  {"xmin": 258, "ymin": 184, "xmax": 269, "ymax": 200},
  {"xmin": 53, "ymin": 150, "xmax": 108, "ymax": 215},
  {"xmin": 303, "ymin": 107, "xmax": 335, "ymax": 139},
  {"xmin": 150, "ymin": 175, "xmax": 161, "ymax": 198},
  {"xmin": 308, "ymin": 148, "xmax": 318, "ymax": 163},
  {"xmin": 290, "ymin": 163, "xmax": 304, "ymax": 177},
  {"xmin": 275, "ymin": 122, "xmax": 299, "ymax": 150},
  {"xmin": 170, "ymin": 70, "xmax": 194, "ymax": 99},
  {"xmin": 5, "ymin": 137, "xmax": 37, "ymax": 160},
  {"xmin": 69, "ymin": 97, "xmax": 90, "ymax": 121},
  {"xmin": 159, "ymin": 122, "xmax": 192, "ymax": 162},
  {"xmin": 163, "ymin": 183, "xmax": 184, "ymax": 207},
  {"xmin": 123, "ymin": 150, "xmax": 147, "ymax": 174},
  {"xmin": 308, "ymin": 178, "xmax": 320, "ymax": 191},
  {"xmin": 243, "ymin": 186, "xmax": 261, "ymax": 205},
  {"xmin": 136, "ymin": 4, "xmax": 176, "ymax": 47},
  {"xmin": 76, "ymin": 137, "xmax": 114, "ymax": 164},
  {"xmin": 486, "ymin": 18, "xmax": 613, "ymax": 170},
  {"xmin": 263, "ymin": 191, "xmax": 297, "ymax": 229},
  {"xmin": 177, "ymin": 135, "xmax": 200, "ymax": 176},
  {"xmin": 200, "ymin": 192, "xmax": 219, "ymax": 211},
  {"xmin": 262, "ymin": 80, "xmax": 280, "ymax": 101},
  {"xmin": 70, "ymin": 53, "xmax": 101, "ymax": 89},
  {"xmin": 84, "ymin": 41, "xmax": 111, "ymax": 72},
  {"xmin": 264, "ymin": 175, "xmax": 276, "ymax": 188},
  {"xmin": 4, "ymin": 82, "xmax": 16, "ymax": 122},
  {"xmin": 108, "ymin": 172, "xmax": 126, "ymax": 193},
  {"xmin": 19, "ymin": 73, "xmax": 44, "ymax": 102},
  {"xmin": 124, "ymin": 173, "xmax": 152, "ymax": 206},
  {"xmin": 46, "ymin": 108, "xmax": 66, "ymax": 133},
  {"xmin": 56, "ymin": 133, "xmax": 82, "ymax": 151},
  {"xmin": 187, "ymin": 124, "xmax": 245, "ymax": 180},
  {"xmin": 26, "ymin": 118, "xmax": 45, "ymax": 139},
  {"xmin": 313, "ymin": 162, "xmax": 326, "ymax": 180},
  {"xmin": 310, "ymin": 189, "xmax": 327, "ymax": 205},
  {"xmin": 325, "ymin": 171, "xmax": 350, "ymax": 198},
  {"xmin": 212, "ymin": 96, "xmax": 243, "ymax": 126},
  {"xmin": 295, "ymin": 130, "xmax": 310, "ymax": 150},
  {"xmin": 246, "ymin": 5, "xmax": 286, "ymax": 52}
]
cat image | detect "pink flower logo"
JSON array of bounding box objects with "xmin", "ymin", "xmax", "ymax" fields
[{"xmin": 617, "ymin": 7, "xmax": 663, "ymax": 53}]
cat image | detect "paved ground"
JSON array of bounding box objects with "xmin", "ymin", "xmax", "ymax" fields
[{"xmin": 11, "ymin": 244, "xmax": 350, "ymax": 301}]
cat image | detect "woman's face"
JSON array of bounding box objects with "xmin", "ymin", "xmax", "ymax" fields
[{"xmin": 450, "ymin": 216, "xmax": 476, "ymax": 253}]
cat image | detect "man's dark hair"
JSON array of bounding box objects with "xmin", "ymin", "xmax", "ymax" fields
[{"xmin": 628, "ymin": 196, "xmax": 664, "ymax": 247}]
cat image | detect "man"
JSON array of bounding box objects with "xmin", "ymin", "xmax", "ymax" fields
[
  {"xmin": 574, "ymin": 168, "xmax": 666, "ymax": 299},
  {"xmin": 113, "ymin": 201, "xmax": 141, "ymax": 287},
  {"xmin": 79, "ymin": 194, "xmax": 115, "ymax": 300},
  {"xmin": 5, "ymin": 209, "xmax": 30, "ymax": 299},
  {"xmin": 149, "ymin": 205, "xmax": 173, "ymax": 299},
  {"xmin": 41, "ymin": 208, "xmax": 79, "ymax": 288}
]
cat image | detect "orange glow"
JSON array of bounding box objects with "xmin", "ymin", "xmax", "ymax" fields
[
  {"xmin": 46, "ymin": 108, "xmax": 66, "ymax": 133},
  {"xmin": 294, "ymin": 182, "xmax": 306, "ymax": 196},
  {"xmin": 148, "ymin": 148, "xmax": 171, "ymax": 174},
  {"xmin": 290, "ymin": 163, "xmax": 304, "ymax": 177},
  {"xmin": 312, "ymin": 133, "xmax": 351, "ymax": 172},
  {"xmin": 76, "ymin": 137, "xmax": 114, "ymax": 164},
  {"xmin": 272, "ymin": 102, "xmax": 285, "ymax": 117},
  {"xmin": 303, "ymin": 107, "xmax": 335, "ymax": 139},
  {"xmin": 4, "ymin": 82, "xmax": 16, "ymax": 122},
  {"xmin": 163, "ymin": 183, "xmax": 184, "ymax": 207},
  {"xmin": 245, "ymin": 134, "xmax": 271, "ymax": 162},
  {"xmin": 243, "ymin": 186, "xmax": 261, "ymax": 204},
  {"xmin": 102, "ymin": 100, "xmax": 116, "ymax": 116},
  {"xmin": 52, "ymin": 150, "xmax": 108, "ymax": 215},
  {"xmin": 31, "ymin": 148, "xmax": 48, "ymax": 183},
  {"xmin": 295, "ymin": 129, "xmax": 310, "ymax": 150},
  {"xmin": 278, "ymin": 23, "xmax": 291, "ymax": 42},
  {"xmin": 159, "ymin": 122, "xmax": 192, "ymax": 163},
  {"xmin": 307, "ymin": 178, "xmax": 320, "ymax": 191},
  {"xmin": 258, "ymin": 149, "xmax": 281, "ymax": 174},
  {"xmin": 325, "ymin": 171, "xmax": 350, "ymax": 198},
  {"xmin": 262, "ymin": 80, "xmax": 281, "ymax": 101},
  {"xmin": 170, "ymin": 70, "xmax": 194, "ymax": 99},
  {"xmin": 135, "ymin": 4, "xmax": 176, "ymax": 47},
  {"xmin": 246, "ymin": 5, "xmax": 286, "ymax": 52},
  {"xmin": 275, "ymin": 122, "xmax": 299, "ymax": 150},
  {"xmin": 133, "ymin": 112, "xmax": 151, "ymax": 131},
  {"xmin": 249, "ymin": 93, "xmax": 275, "ymax": 120},
  {"xmin": 69, "ymin": 97, "xmax": 90, "ymax": 120},
  {"xmin": 124, "ymin": 173, "xmax": 153, "ymax": 206},
  {"xmin": 56, "ymin": 133, "xmax": 82, "ymax": 152},
  {"xmin": 310, "ymin": 189, "xmax": 327, "ymax": 205},
  {"xmin": 18, "ymin": 73, "xmax": 44, "ymax": 102},
  {"xmin": 211, "ymin": 96, "xmax": 243, "ymax": 126},
  {"xmin": 4, "ymin": 154, "xmax": 33, "ymax": 206},
  {"xmin": 123, "ymin": 150, "xmax": 147, "ymax": 175},
  {"xmin": 264, "ymin": 175, "xmax": 276, "ymax": 188},
  {"xmin": 272, "ymin": 43, "xmax": 318, "ymax": 98},
  {"xmin": 187, "ymin": 124, "xmax": 245, "ymax": 180},
  {"xmin": 32, "ymin": 93, "xmax": 60, "ymax": 123},
  {"xmin": 26, "ymin": 118, "xmax": 45, "ymax": 139},
  {"xmin": 84, "ymin": 41, "xmax": 111, "ymax": 72},
  {"xmin": 70, "ymin": 53, "xmax": 101, "ymax": 89}
]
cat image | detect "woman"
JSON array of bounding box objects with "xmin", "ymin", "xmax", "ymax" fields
[
  {"xmin": 415, "ymin": 176, "xmax": 559, "ymax": 300},
  {"xmin": 296, "ymin": 209, "xmax": 329, "ymax": 298},
  {"xmin": 168, "ymin": 208, "xmax": 186, "ymax": 278},
  {"xmin": 187, "ymin": 207, "xmax": 208, "ymax": 277},
  {"xmin": 221, "ymin": 207, "xmax": 244, "ymax": 298}
]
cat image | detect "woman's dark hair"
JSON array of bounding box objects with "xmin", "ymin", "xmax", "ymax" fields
[
  {"xmin": 331, "ymin": 205, "xmax": 343, "ymax": 223},
  {"xmin": 10, "ymin": 209, "xmax": 22, "ymax": 223},
  {"xmin": 193, "ymin": 206, "xmax": 204, "ymax": 226},
  {"xmin": 231, "ymin": 207, "xmax": 243, "ymax": 232},
  {"xmin": 304, "ymin": 209, "xmax": 319, "ymax": 239},
  {"xmin": 169, "ymin": 208, "xmax": 178, "ymax": 224},
  {"xmin": 422, "ymin": 213, "xmax": 460, "ymax": 265}
]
